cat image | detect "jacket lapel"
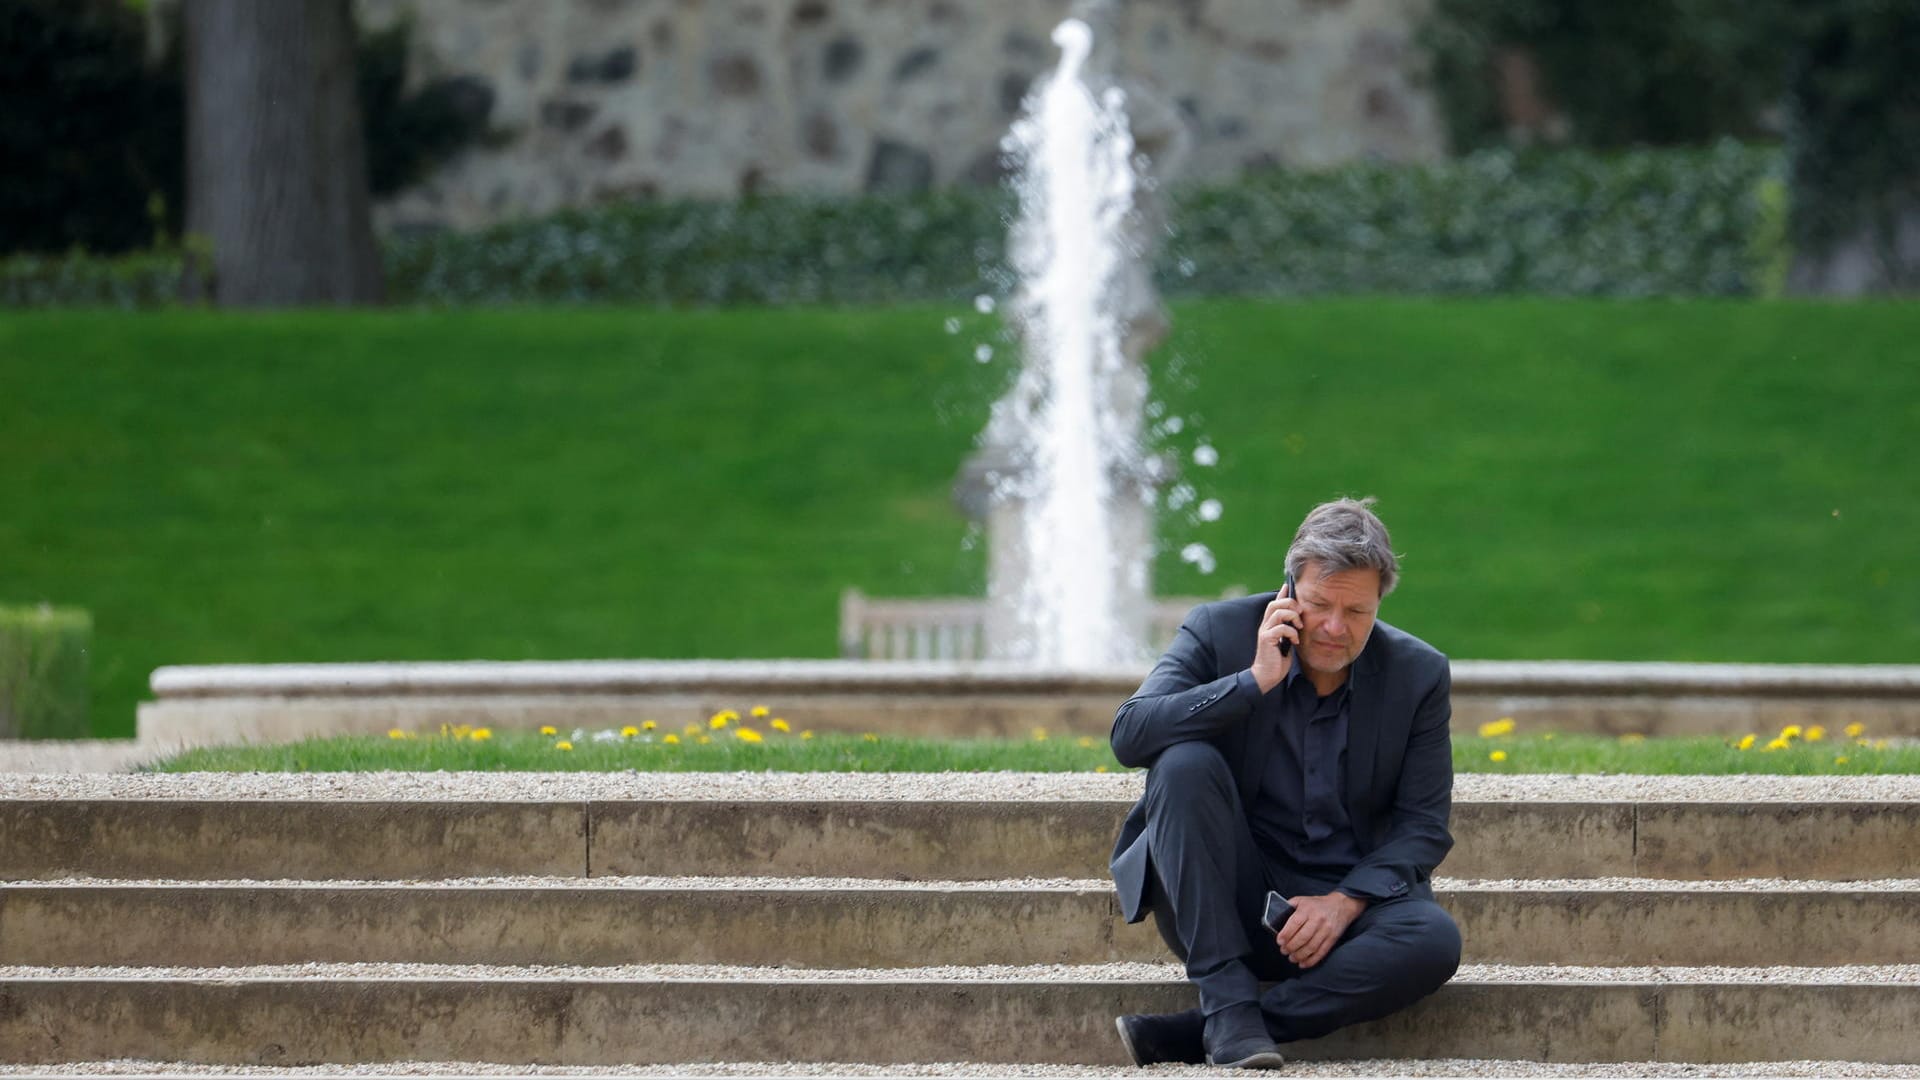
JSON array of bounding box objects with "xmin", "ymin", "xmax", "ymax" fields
[{"xmin": 1344, "ymin": 636, "xmax": 1381, "ymax": 838}]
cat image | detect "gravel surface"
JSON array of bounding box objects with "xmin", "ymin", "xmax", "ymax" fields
[
  {"xmin": 4, "ymin": 1064, "xmax": 1920, "ymax": 1079},
  {"xmin": 7, "ymin": 771, "xmax": 1920, "ymax": 802},
  {"xmin": 5, "ymin": 962, "xmax": 1918, "ymax": 984},
  {"xmin": 9, "ymin": 875, "xmax": 1920, "ymax": 893}
]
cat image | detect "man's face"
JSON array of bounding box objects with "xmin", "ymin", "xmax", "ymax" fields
[{"xmin": 1295, "ymin": 561, "xmax": 1382, "ymax": 675}]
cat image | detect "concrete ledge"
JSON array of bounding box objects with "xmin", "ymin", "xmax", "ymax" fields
[
  {"xmin": 0, "ymin": 801, "xmax": 587, "ymax": 880},
  {"xmin": 134, "ymin": 659, "xmax": 1920, "ymax": 746},
  {"xmin": 1, "ymin": 975, "xmax": 1915, "ymax": 1065},
  {"xmin": 5, "ymin": 884, "xmax": 1917, "ymax": 968},
  {"xmin": 4, "ymin": 799, "xmax": 1916, "ymax": 881},
  {"xmin": 148, "ymin": 659, "xmax": 1920, "ymax": 700}
]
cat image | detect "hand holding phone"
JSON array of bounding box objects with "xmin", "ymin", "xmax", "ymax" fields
[{"xmin": 1261, "ymin": 890, "xmax": 1296, "ymax": 937}]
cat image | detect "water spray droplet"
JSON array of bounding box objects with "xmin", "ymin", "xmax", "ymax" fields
[
  {"xmin": 1164, "ymin": 416, "xmax": 1184, "ymax": 435},
  {"xmin": 1180, "ymin": 543, "xmax": 1217, "ymax": 575},
  {"xmin": 1192, "ymin": 444, "xmax": 1218, "ymax": 467},
  {"xmin": 974, "ymin": 344, "xmax": 995, "ymax": 363},
  {"xmin": 1198, "ymin": 499, "xmax": 1223, "ymax": 522},
  {"xmin": 944, "ymin": 317, "xmax": 962, "ymax": 335},
  {"xmin": 1166, "ymin": 483, "xmax": 1196, "ymax": 510},
  {"xmin": 974, "ymin": 294, "xmax": 997, "ymax": 314}
]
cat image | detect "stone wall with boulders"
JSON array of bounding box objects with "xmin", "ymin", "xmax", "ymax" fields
[{"xmin": 354, "ymin": 0, "xmax": 1444, "ymax": 231}]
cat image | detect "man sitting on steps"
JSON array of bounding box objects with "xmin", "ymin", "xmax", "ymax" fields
[{"xmin": 1107, "ymin": 497, "xmax": 1463, "ymax": 1068}]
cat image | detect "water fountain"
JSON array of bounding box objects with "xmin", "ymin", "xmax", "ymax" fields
[{"xmin": 956, "ymin": 3, "xmax": 1189, "ymax": 667}]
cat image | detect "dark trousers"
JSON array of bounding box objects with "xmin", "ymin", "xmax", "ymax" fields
[{"xmin": 1140, "ymin": 740, "xmax": 1462, "ymax": 1042}]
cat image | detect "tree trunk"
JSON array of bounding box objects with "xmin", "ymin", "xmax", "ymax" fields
[{"xmin": 184, "ymin": 0, "xmax": 383, "ymax": 306}]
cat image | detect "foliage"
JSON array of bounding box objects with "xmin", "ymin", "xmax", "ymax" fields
[
  {"xmin": 0, "ymin": 0, "xmax": 185, "ymax": 255},
  {"xmin": 1780, "ymin": 0, "xmax": 1920, "ymax": 269},
  {"xmin": 8, "ymin": 144, "xmax": 1783, "ymax": 307},
  {"xmin": 0, "ymin": 604, "xmax": 90, "ymax": 739},
  {"xmin": 0, "ymin": 240, "xmax": 207, "ymax": 308},
  {"xmin": 355, "ymin": 15, "xmax": 497, "ymax": 199},
  {"xmin": 1419, "ymin": 0, "xmax": 1789, "ymax": 152}
]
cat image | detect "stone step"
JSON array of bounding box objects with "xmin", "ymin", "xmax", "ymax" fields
[
  {"xmin": 2, "ymin": 963, "xmax": 1917, "ymax": 1066},
  {"xmin": 5, "ymin": 879, "xmax": 1917, "ymax": 968},
  {"xmin": 5, "ymin": 796, "xmax": 1918, "ymax": 881}
]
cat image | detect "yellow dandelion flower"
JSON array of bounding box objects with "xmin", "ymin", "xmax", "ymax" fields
[
  {"xmin": 472, "ymin": 728, "xmax": 492, "ymax": 741},
  {"xmin": 801, "ymin": 730, "xmax": 815, "ymax": 740},
  {"xmin": 862, "ymin": 733, "xmax": 878, "ymax": 743},
  {"xmin": 620, "ymin": 725, "xmax": 640, "ymax": 738},
  {"xmin": 642, "ymin": 720, "xmax": 657, "ymax": 731},
  {"xmin": 709, "ymin": 714, "xmax": 730, "ymax": 729},
  {"xmin": 735, "ymin": 728, "xmax": 764, "ymax": 743},
  {"xmin": 697, "ymin": 735, "xmax": 712, "ymax": 745},
  {"xmin": 1078, "ymin": 736, "xmax": 1096, "ymax": 749},
  {"xmin": 770, "ymin": 718, "xmax": 791, "ymax": 732},
  {"xmin": 1477, "ymin": 718, "xmax": 1516, "ymax": 738},
  {"xmin": 683, "ymin": 723, "xmax": 700, "ymax": 736},
  {"xmin": 1618, "ymin": 733, "xmax": 1646, "ymax": 744},
  {"xmin": 663, "ymin": 733, "xmax": 680, "ymax": 745},
  {"xmin": 1489, "ymin": 750, "xmax": 1508, "ymax": 762},
  {"xmin": 1737, "ymin": 734, "xmax": 1757, "ymax": 751},
  {"xmin": 555, "ymin": 740, "xmax": 573, "ymax": 751},
  {"xmin": 751, "ymin": 705, "xmax": 771, "ymax": 718},
  {"xmin": 1542, "ymin": 733, "xmax": 1556, "ymax": 741},
  {"xmin": 1764, "ymin": 737, "xmax": 1791, "ymax": 751},
  {"xmin": 1095, "ymin": 765, "xmax": 1109, "ymax": 773},
  {"xmin": 1874, "ymin": 739, "xmax": 1890, "ymax": 750},
  {"xmin": 1781, "ymin": 724, "xmax": 1803, "ymax": 740},
  {"xmin": 387, "ymin": 728, "xmax": 409, "ymax": 740},
  {"xmin": 1031, "ymin": 727, "xmax": 1049, "ymax": 742},
  {"xmin": 1806, "ymin": 725, "xmax": 1827, "ymax": 742},
  {"xmin": 1835, "ymin": 756, "xmax": 1850, "ymax": 765},
  {"xmin": 539, "ymin": 725, "xmax": 558, "ymax": 736},
  {"xmin": 1845, "ymin": 722, "xmax": 1866, "ymax": 738}
]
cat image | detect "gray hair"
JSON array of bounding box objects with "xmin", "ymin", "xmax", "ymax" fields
[{"xmin": 1285, "ymin": 497, "xmax": 1400, "ymax": 597}]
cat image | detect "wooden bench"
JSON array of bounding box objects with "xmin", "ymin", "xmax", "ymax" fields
[{"xmin": 838, "ymin": 587, "xmax": 1248, "ymax": 661}]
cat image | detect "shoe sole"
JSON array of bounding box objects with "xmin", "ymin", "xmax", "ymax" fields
[
  {"xmin": 1114, "ymin": 1016, "xmax": 1146, "ymax": 1068},
  {"xmin": 1204, "ymin": 1049, "xmax": 1287, "ymax": 1069}
]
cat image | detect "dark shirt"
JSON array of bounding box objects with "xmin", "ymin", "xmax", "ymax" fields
[{"xmin": 1245, "ymin": 659, "xmax": 1383, "ymax": 896}]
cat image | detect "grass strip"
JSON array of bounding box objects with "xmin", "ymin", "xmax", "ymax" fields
[{"xmin": 139, "ymin": 726, "xmax": 1918, "ymax": 776}]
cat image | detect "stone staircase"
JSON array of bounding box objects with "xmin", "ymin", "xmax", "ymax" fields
[{"xmin": 3, "ymin": 780, "xmax": 1919, "ymax": 1068}]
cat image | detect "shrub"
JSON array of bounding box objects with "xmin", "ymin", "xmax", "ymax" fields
[
  {"xmin": 0, "ymin": 604, "xmax": 91, "ymax": 740},
  {"xmin": 4, "ymin": 144, "xmax": 1783, "ymax": 308}
]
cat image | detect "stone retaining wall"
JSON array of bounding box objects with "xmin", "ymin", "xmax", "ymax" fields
[{"xmin": 351, "ymin": 0, "xmax": 1443, "ymax": 230}]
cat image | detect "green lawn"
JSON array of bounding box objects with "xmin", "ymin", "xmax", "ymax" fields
[
  {"xmin": 139, "ymin": 724, "xmax": 1916, "ymax": 775},
  {"xmin": 3, "ymin": 300, "xmax": 1917, "ymax": 736}
]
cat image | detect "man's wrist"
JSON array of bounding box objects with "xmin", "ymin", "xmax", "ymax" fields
[{"xmin": 1331, "ymin": 890, "xmax": 1369, "ymax": 916}]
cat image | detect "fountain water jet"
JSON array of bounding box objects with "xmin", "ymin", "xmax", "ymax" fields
[{"xmin": 958, "ymin": 5, "xmax": 1187, "ymax": 667}]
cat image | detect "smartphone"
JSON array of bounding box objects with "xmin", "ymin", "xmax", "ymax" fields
[
  {"xmin": 1261, "ymin": 890, "xmax": 1296, "ymax": 936},
  {"xmin": 1278, "ymin": 571, "xmax": 1295, "ymax": 658}
]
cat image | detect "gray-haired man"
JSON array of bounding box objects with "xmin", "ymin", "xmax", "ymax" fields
[{"xmin": 1108, "ymin": 497, "xmax": 1462, "ymax": 1068}]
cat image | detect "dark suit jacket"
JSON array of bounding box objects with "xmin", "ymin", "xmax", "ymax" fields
[{"xmin": 1108, "ymin": 592, "xmax": 1455, "ymax": 923}]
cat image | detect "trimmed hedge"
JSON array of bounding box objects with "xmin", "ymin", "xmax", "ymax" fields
[
  {"xmin": 3, "ymin": 143, "xmax": 1781, "ymax": 308},
  {"xmin": 0, "ymin": 604, "xmax": 90, "ymax": 740}
]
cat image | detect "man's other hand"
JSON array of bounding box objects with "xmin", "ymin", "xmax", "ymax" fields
[
  {"xmin": 1249, "ymin": 590, "xmax": 1301, "ymax": 693},
  {"xmin": 1276, "ymin": 892, "xmax": 1366, "ymax": 969}
]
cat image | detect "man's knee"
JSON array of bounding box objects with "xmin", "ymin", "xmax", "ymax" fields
[
  {"xmin": 1392, "ymin": 901, "xmax": 1463, "ymax": 988},
  {"xmin": 1143, "ymin": 740, "xmax": 1234, "ymax": 802}
]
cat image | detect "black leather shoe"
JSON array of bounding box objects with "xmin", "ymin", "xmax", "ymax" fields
[
  {"xmin": 1114, "ymin": 1008, "xmax": 1206, "ymax": 1066},
  {"xmin": 1202, "ymin": 1003, "xmax": 1286, "ymax": 1069}
]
